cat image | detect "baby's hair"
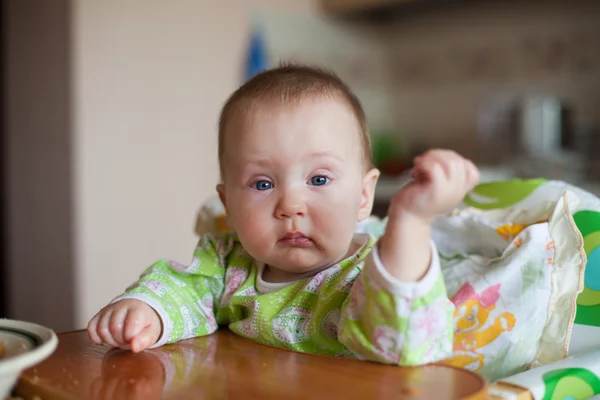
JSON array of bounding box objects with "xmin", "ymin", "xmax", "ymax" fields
[{"xmin": 218, "ymin": 62, "xmax": 373, "ymax": 178}]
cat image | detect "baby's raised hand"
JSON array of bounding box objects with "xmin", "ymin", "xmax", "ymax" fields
[
  {"xmin": 390, "ymin": 149, "xmax": 479, "ymax": 222},
  {"xmin": 87, "ymin": 299, "xmax": 162, "ymax": 353}
]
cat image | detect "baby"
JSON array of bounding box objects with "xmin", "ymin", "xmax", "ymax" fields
[{"xmin": 88, "ymin": 64, "xmax": 479, "ymax": 365}]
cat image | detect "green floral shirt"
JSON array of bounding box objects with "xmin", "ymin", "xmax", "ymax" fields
[{"xmin": 114, "ymin": 232, "xmax": 454, "ymax": 365}]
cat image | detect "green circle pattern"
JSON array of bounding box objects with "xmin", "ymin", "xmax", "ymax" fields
[{"xmin": 542, "ymin": 368, "xmax": 600, "ymax": 400}]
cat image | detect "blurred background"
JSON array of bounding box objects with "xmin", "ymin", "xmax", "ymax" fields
[{"xmin": 1, "ymin": 0, "xmax": 599, "ymax": 332}]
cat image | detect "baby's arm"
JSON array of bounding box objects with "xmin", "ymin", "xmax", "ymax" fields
[
  {"xmin": 87, "ymin": 233, "xmax": 233, "ymax": 352},
  {"xmin": 339, "ymin": 241, "xmax": 453, "ymax": 365},
  {"xmin": 338, "ymin": 150, "xmax": 479, "ymax": 365},
  {"xmin": 378, "ymin": 149, "xmax": 479, "ymax": 282}
]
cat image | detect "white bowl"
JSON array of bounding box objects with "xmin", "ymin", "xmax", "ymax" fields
[{"xmin": 0, "ymin": 319, "xmax": 58, "ymax": 399}]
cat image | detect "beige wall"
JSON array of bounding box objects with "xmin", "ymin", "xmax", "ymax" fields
[{"xmin": 72, "ymin": 0, "xmax": 317, "ymax": 327}]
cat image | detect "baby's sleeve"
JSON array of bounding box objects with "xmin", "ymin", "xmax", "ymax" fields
[
  {"xmin": 111, "ymin": 233, "xmax": 234, "ymax": 348},
  {"xmin": 338, "ymin": 241, "xmax": 454, "ymax": 365}
]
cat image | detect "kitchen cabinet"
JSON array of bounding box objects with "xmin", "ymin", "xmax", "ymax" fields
[{"xmin": 321, "ymin": 0, "xmax": 415, "ymax": 14}]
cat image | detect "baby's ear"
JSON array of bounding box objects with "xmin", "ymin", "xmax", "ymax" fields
[
  {"xmin": 358, "ymin": 168, "xmax": 380, "ymax": 221},
  {"xmin": 216, "ymin": 184, "xmax": 228, "ymax": 214},
  {"xmin": 216, "ymin": 183, "xmax": 237, "ymax": 232}
]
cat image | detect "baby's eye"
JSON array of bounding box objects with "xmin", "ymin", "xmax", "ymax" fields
[
  {"xmin": 309, "ymin": 176, "xmax": 329, "ymax": 186},
  {"xmin": 253, "ymin": 180, "xmax": 273, "ymax": 191}
]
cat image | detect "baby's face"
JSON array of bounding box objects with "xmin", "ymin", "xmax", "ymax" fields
[{"xmin": 218, "ymin": 98, "xmax": 377, "ymax": 276}]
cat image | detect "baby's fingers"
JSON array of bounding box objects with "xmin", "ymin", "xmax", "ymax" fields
[
  {"xmin": 465, "ymin": 159, "xmax": 480, "ymax": 188},
  {"xmin": 130, "ymin": 324, "xmax": 161, "ymax": 353},
  {"xmin": 123, "ymin": 305, "xmax": 157, "ymax": 343},
  {"xmin": 108, "ymin": 306, "xmax": 129, "ymax": 345},
  {"xmin": 97, "ymin": 310, "xmax": 120, "ymax": 348},
  {"xmin": 413, "ymin": 152, "xmax": 442, "ymax": 182},
  {"xmin": 414, "ymin": 156, "xmax": 447, "ymax": 188},
  {"xmin": 87, "ymin": 314, "xmax": 102, "ymax": 344}
]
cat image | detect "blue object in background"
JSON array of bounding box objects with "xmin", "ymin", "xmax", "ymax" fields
[{"xmin": 244, "ymin": 27, "xmax": 269, "ymax": 81}]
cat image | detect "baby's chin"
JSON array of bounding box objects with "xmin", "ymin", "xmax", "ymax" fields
[
  {"xmin": 269, "ymin": 241, "xmax": 356, "ymax": 269},
  {"xmin": 265, "ymin": 253, "xmax": 339, "ymax": 277}
]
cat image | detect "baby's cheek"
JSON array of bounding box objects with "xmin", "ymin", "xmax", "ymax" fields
[
  {"xmin": 312, "ymin": 206, "xmax": 356, "ymax": 252},
  {"xmin": 233, "ymin": 209, "xmax": 272, "ymax": 254},
  {"xmin": 314, "ymin": 192, "xmax": 360, "ymax": 223},
  {"xmin": 235, "ymin": 230, "xmax": 267, "ymax": 262},
  {"xmin": 229, "ymin": 197, "xmax": 266, "ymax": 227}
]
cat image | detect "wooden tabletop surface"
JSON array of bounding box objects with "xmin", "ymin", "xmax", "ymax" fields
[{"xmin": 13, "ymin": 330, "xmax": 488, "ymax": 400}]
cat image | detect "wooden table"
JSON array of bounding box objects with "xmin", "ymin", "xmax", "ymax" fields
[{"xmin": 13, "ymin": 330, "xmax": 488, "ymax": 400}]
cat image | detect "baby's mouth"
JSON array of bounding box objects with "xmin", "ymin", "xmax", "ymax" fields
[{"xmin": 278, "ymin": 232, "xmax": 313, "ymax": 247}]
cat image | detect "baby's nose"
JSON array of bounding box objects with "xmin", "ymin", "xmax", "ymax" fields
[{"xmin": 275, "ymin": 192, "xmax": 306, "ymax": 219}]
